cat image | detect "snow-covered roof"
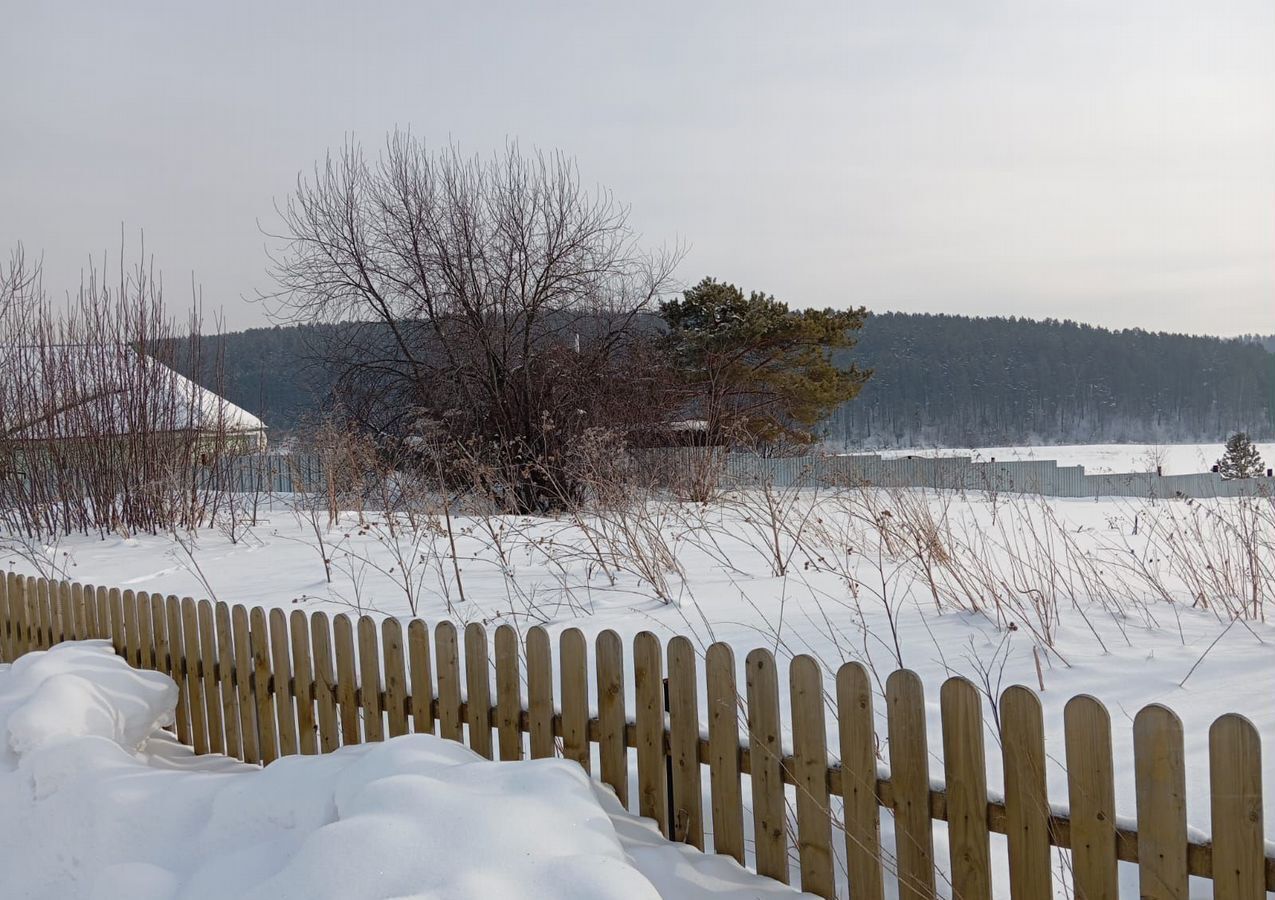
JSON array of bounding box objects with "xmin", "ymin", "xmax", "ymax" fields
[{"xmin": 0, "ymin": 344, "xmax": 265, "ymax": 440}]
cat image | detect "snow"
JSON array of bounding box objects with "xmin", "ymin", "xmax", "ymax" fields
[
  {"xmin": 879, "ymin": 441, "xmax": 1275, "ymax": 476},
  {"xmin": 5, "ymin": 442, "xmax": 1275, "ymax": 896},
  {"xmin": 0, "ymin": 642, "xmax": 806, "ymax": 899}
]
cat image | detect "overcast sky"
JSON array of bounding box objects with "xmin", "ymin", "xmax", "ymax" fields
[{"xmin": 3, "ymin": 1, "xmax": 1272, "ymax": 335}]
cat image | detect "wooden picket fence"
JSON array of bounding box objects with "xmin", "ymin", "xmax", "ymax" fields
[{"xmin": 0, "ymin": 572, "xmax": 1270, "ymax": 899}]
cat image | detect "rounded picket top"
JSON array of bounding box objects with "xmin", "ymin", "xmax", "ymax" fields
[
  {"xmin": 885, "ymin": 666, "xmax": 924, "ymax": 704},
  {"xmin": 705, "ymin": 640, "xmax": 735, "ymax": 673},
  {"xmin": 465, "ymin": 620, "xmax": 488, "ymax": 644},
  {"xmin": 834, "ymin": 660, "xmax": 872, "ymax": 712},
  {"xmin": 1133, "ymin": 702, "xmax": 1183, "ymax": 741},
  {"xmin": 789, "ymin": 653, "xmax": 822, "ymax": 686},
  {"xmin": 1209, "ymin": 712, "xmax": 1264, "ymax": 899},
  {"xmin": 939, "ymin": 673, "xmax": 980, "ymax": 709},
  {"xmin": 744, "ymin": 645, "xmax": 775, "ymax": 672},
  {"xmin": 1063, "ymin": 692, "xmax": 1109, "ymax": 726},
  {"xmin": 998, "ymin": 683, "xmax": 1042, "ymax": 719}
]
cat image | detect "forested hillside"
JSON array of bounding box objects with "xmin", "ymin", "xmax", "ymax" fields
[
  {"xmin": 202, "ymin": 314, "xmax": 1275, "ymax": 448},
  {"xmin": 827, "ymin": 314, "xmax": 1275, "ymax": 446}
]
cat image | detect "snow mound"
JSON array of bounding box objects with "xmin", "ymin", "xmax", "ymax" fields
[{"xmin": 0, "ymin": 642, "xmax": 802, "ymax": 900}]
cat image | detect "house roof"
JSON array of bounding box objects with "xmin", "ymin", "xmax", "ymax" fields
[{"xmin": 0, "ymin": 344, "xmax": 265, "ymax": 440}]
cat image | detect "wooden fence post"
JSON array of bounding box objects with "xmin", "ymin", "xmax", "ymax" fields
[
  {"xmin": 887, "ymin": 668, "xmax": 935, "ymax": 900},
  {"xmin": 1000, "ymin": 685, "xmax": 1052, "ymax": 899},
  {"xmin": 197, "ymin": 600, "xmax": 224, "ymax": 755},
  {"xmin": 940, "ymin": 676, "xmax": 991, "ymax": 900},
  {"xmin": 464, "ymin": 622, "xmax": 492, "ymax": 758},
  {"xmin": 249, "ymin": 606, "xmax": 278, "ymax": 763},
  {"xmin": 1209, "ymin": 713, "xmax": 1263, "ymax": 900},
  {"xmin": 434, "ymin": 620, "xmax": 462, "ymax": 743},
  {"xmin": 216, "ymin": 601, "xmax": 243, "ymax": 760},
  {"xmin": 271, "ymin": 608, "xmax": 299, "ymax": 755},
  {"xmin": 494, "ymin": 624, "xmax": 523, "ymax": 761},
  {"xmin": 596, "ymin": 629, "xmax": 627, "ymax": 807},
  {"xmin": 746, "ymin": 647, "xmax": 787, "ymax": 883},
  {"xmin": 667, "ymin": 636, "xmax": 703, "ymax": 849},
  {"xmin": 182, "ymin": 597, "xmax": 210, "ymax": 755},
  {"xmin": 232, "ymin": 604, "xmax": 259, "ymax": 763},
  {"xmin": 292, "ymin": 609, "xmax": 318, "ymax": 753},
  {"xmin": 382, "ymin": 618, "xmax": 409, "ymax": 740},
  {"xmin": 1134, "ymin": 704, "xmax": 1188, "ymax": 900},
  {"xmin": 560, "ymin": 628, "xmax": 590, "ymax": 772},
  {"xmin": 705, "ymin": 642, "xmax": 743, "ymax": 864},
  {"xmin": 1064, "ymin": 694, "xmax": 1117, "ymax": 900},
  {"xmin": 837, "ymin": 661, "xmax": 884, "ymax": 900},
  {"xmin": 526, "ymin": 626, "xmax": 555, "ymax": 759},
  {"xmin": 333, "ymin": 614, "xmax": 360, "ymax": 746},
  {"xmin": 407, "ymin": 619, "xmax": 434, "ymax": 736},
  {"xmin": 357, "ymin": 615, "xmax": 384, "ymax": 744},
  {"xmin": 789, "ymin": 654, "xmax": 834, "ymax": 898},
  {"xmin": 635, "ymin": 631, "xmax": 668, "ymax": 837},
  {"xmin": 310, "ymin": 612, "xmax": 340, "ymax": 754}
]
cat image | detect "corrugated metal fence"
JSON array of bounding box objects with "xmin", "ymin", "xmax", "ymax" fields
[{"xmin": 214, "ymin": 451, "xmax": 1274, "ymax": 500}]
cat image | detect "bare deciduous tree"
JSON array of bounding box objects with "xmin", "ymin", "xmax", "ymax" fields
[{"xmin": 265, "ymin": 132, "xmax": 681, "ymax": 513}]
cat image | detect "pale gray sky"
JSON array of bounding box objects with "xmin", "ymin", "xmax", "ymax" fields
[{"xmin": 3, "ymin": 1, "xmax": 1272, "ymax": 334}]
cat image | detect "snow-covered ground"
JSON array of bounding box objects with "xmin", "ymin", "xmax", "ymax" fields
[
  {"xmin": 4, "ymin": 442, "xmax": 1274, "ymax": 897},
  {"xmin": 0, "ymin": 642, "xmax": 806, "ymax": 899},
  {"xmin": 880, "ymin": 441, "xmax": 1275, "ymax": 476}
]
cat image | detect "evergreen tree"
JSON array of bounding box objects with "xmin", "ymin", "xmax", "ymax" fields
[
  {"xmin": 1217, "ymin": 432, "xmax": 1265, "ymax": 479},
  {"xmin": 660, "ymin": 277, "xmax": 870, "ymax": 447}
]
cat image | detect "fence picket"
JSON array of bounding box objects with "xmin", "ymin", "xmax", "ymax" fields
[
  {"xmin": 464, "ymin": 622, "xmax": 492, "ymax": 758},
  {"xmin": 635, "ymin": 631, "xmax": 668, "ymax": 837},
  {"xmin": 887, "ymin": 669, "xmax": 935, "ymax": 900},
  {"xmin": 291, "ymin": 609, "xmax": 318, "ymax": 754},
  {"xmin": 382, "ymin": 618, "xmax": 409, "ymax": 739},
  {"xmin": 1209, "ymin": 714, "xmax": 1263, "ymax": 900},
  {"xmin": 197, "ymin": 600, "xmax": 224, "ymax": 755},
  {"xmin": 1064, "ymin": 694, "xmax": 1117, "ymax": 900},
  {"xmin": 216, "ymin": 601, "xmax": 243, "ymax": 760},
  {"xmin": 357, "ymin": 615, "xmax": 384, "ymax": 743},
  {"xmin": 560, "ymin": 628, "xmax": 590, "ymax": 772},
  {"xmin": 249, "ymin": 606, "xmax": 278, "ymax": 763},
  {"xmin": 434, "ymin": 621, "xmax": 462, "ymax": 742},
  {"xmin": 745, "ymin": 647, "xmax": 787, "ymax": 883},
  {"xmin": 271, "ymin": 608, "xmax": 299, "ymax": 755},
  {"xmin": 704, "ymin": 643, "xmax": 743, "ymax": 863},
  {"xmin": 0, "ymin": 575, "xmax": 9, "ymax": 662},
  {"xmin": 124, "ymin": 589, "xmax": 141, "ymax": 668},
  {"xmin": 109, "ymin": 588, "xmax": 124, "ymax": 658},
  {"xmin": 596, "ymin": 630, "xmax": 627, "ymax": 806},
  {"xmin": 333, "ymin": 614, "xmax": 360, "ymax": 746},
  {"xmin": 407, "ymin": 620, "xmax": 434, "ymax": 736},
  {"xmin": 789, "ymin": 654, "xmax": 834, "ymax": 897},
  {"xmin": 38, "ymin": 579, "xmax": 53, "ymax": 649},
  {"xmin": 1134, "ymin": 704, "xmax": 1188, "ymax": 900},
  {"xmin": 526, "ymin": 626, "xmax": 555, "ymax": 759},
  {"xmin": 837, "ymin": 662, "xmax": 884, "ymax": 900},
  {"xmin": 667, "ymin": 636, "xmax": 703, "ymax": 848},
  {"xmin": 182, "ymin": 598, "xmax": 210, "ymax": 755},
  {"xmin": 940, "ymin": 676, "xmax": 991, "ymax": 900},
  {"xmin": 164, "ymin": 596, "xmax": 192, "ymax": 745},
  {"xmin": 495, "ymin": 625, "xmax": 522, "ymax": 761},
  {"xmin": 1001, "ymin": 685, "xmax": 1052, "ymax": 898},
  {"xmin": 232, "ymin": 605, "xmax": 259, "ymax": 763},
  {"xmin": 310, "ymin": 612, "xmax": 340, "ymax": 753}
]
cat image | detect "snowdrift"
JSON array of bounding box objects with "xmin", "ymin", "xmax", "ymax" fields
[{"xmin": 0, "ymin": 642, "xmax": 801, "ymax": 900}]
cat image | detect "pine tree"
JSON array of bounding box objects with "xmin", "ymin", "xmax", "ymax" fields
[{"xmin": 1217, "ymin": 432, "xmax": 1265, "ymax": 479}]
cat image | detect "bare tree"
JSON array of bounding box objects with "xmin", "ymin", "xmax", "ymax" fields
[{"xmin": 264, "ymin": 132, "xmax": 681, "ymax": 513}]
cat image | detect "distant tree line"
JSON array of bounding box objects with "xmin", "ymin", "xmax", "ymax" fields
[
  {"xmin": 824, "ymin": 313, "xmax": 1275, "ymax": 447},
  {"xmin": 205, "ymin": 312, "xmax": 1274, "ymax": 450}
]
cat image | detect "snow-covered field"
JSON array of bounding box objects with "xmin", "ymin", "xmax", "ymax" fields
[
  {"xmin": 0, "ymin": 642, "xmax": 805, "ymax": 899},
  {"xmin": 4, "ymin": 442, "xmax": 1274, "ymax": 897},
  {"xmin": 881, "ymin": 441, "xmax": 1275, "ymax": 476}
]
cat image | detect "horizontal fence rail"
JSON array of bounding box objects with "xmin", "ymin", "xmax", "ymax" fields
[{"xmin": 1, "ymin": 572, "xmax": 1271, "ymax": 898}]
